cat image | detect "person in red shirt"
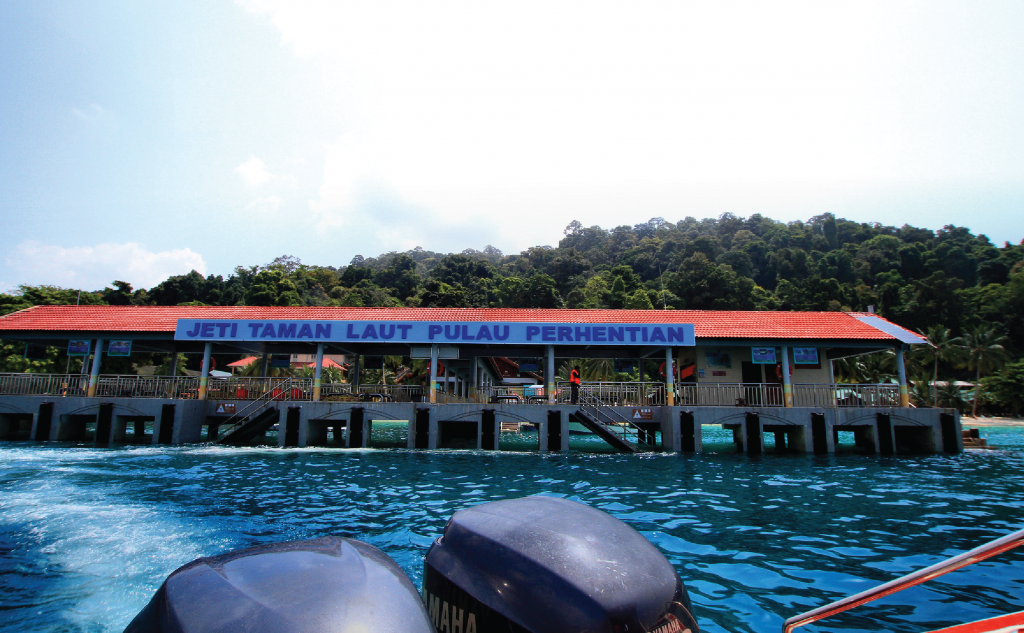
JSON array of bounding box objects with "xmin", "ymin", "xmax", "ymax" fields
[{"xmin": 570, "ymin": 366, "xmax": 581, "ymax": 404}]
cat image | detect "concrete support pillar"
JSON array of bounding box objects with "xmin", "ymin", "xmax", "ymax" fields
[
  {"xmin": 665, "ymin": 347, "xmax": 675, "ymax": 406},
  {"xmin": 469, "ymin": 358, "xmax": 478, "ymax": 403},
  {"xmin": 897, "ymin": 347, "xmax": 910, "ymax": 408},
  {"xmin": 546, "ymin": 345, "xmax": 555, "ymax": 404},
  {"xmin": 260, "ymin": 353, "xmax": 270, "ymax": 377},
  {"xmin": 313, "ymin": 343, "xmax": 324, "ymax": 401},
  {"xmin": 442, "ymin": 360, "xmax": 449, "ymax": 398},
  {"xmin": 87, "ymin": 338, "xmax": 104, "ymax": 397},
  {"xmin": 780, "ymin": 345, "xmax": 793, "ymax": 407},
  {"xmin": 351, "ymin": 355, "xmax": 361, "ymax": 389},
  {"xmin": 277, "ymin": 408, "xmax": 289, "ymax": 448},
  {"xmin": 774, "ymin": 430, "xmax": 786, "ymax": 451},
  {"xmin": 677, "ymin": 411, "xmax": 700, "ymax": 453},
  {"xmin": 744, "ymin": 413, "xmax": 763, "ymax": 455},
  {"xmin": 169, "ymin": 348, "xmax": 178, "ymax": 377},
  {"xmin": 429, "ymin": 345, "xmax": 438, "ymax": 404},
  {"xmin": 32, "ymin": 402, "xmax": 54, "ymax": 442},
  {"xmin": 409, "ymin": 407, "xmax": 438, "ymax": 449},
  {"xmin": 198, "ymin": 342, "xmax": 212, "ymax": 400},
  {"xmin": 95, "ymin": 402, "xmax": 114, "ymax": 446},
  {"xmin": 638, "ymin": 359, "xmax": 645, "ymax": 383}
]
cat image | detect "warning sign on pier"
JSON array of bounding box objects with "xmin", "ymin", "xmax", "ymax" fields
[
  {"xmin": 632, "ymin": 408, "xmax": 653, "ymax": 420},
  {"xmin": 215, "ymin": 403, "xmax": 236, "ymax": 414}
]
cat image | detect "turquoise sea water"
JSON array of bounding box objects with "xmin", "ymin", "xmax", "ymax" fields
[{"xmin": 2, "ymin": 426, "xmax": 1023, "ymax": 633}]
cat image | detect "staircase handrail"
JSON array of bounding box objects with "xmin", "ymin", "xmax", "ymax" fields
[
  {"xmin": 215, "ymin": 378, "xmax": 292, "ymax": 442},
  {"xmin": 577, "ymin": 388, "xmax": 657, "ymax": 451}
]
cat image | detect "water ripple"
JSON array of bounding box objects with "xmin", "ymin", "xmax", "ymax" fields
[{"xmin": 1, "ymin": 433, "xmax": 1023, "ymax": 632}]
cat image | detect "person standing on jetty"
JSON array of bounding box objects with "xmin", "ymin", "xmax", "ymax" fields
[{"xmin": 570, "ymin": 365, "xmax": 581, "ymax": 404}]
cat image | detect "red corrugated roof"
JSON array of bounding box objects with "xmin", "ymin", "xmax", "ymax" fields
[
  {"xmin": 0, "ymin": 305, "xmax": 916, "ymax": 341},
  {"xmin": 226, "ymin": 356, "xmax": 258, "ymax": 367}
]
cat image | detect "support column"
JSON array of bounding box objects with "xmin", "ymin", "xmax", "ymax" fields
[
  {"xmin": 897, "ymin": 347, "xmax": 910, "ymax": 408},
  {"xmin": 198, "ymin": 342, "xmax": 212, "ymax": 400},
  {"xmin": 781, "ymin": 345, "xmax": 793, "ymax": 407},
  {"xmin": 260, "ymin": 353, "xmax": 270, "ymax": 377},
  {"xmin": 313, "ymin": 343, "xmax": 324, "ymax": 401},
  {"xmin": 470, "ymin": 357, "xmax": 478, "ymax": 403},
  {"xmin": 429, "ymin": 344, "xmax": 438, "ymax": 404},
  {"xmin": 351, "ymin": 355, "xmax": 361, "ymax": 389},
  {"xmin": 169, "ymin": 347, "xmax": 178, "ymax": 377},
  {"xmin": 87, "ymin": 338, "xmax": 104, "ymax": 397},
  {"xmin": 546, "ymin": 345, "xmax": 556, "ymax": 404},
  {"xmin": 665, "ymin": 347, "xmax": 675, "ymax": 406}
]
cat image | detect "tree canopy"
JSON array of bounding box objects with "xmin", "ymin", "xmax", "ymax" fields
[{"xmin": 2, "ymin": 213, "xmax": 1023, "ymax": 413}]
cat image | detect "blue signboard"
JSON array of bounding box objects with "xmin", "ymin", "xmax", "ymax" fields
[
  {"xmin": 174, "ymin": 319, "xmax": 695, "ymax": 347},
  {"xmin": 751, "ymin": 346, "xmax": 777, "ymax": 364}
]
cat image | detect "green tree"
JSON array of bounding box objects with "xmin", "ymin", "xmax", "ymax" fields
[
  {"xmin": 419, "ymin": 280, "xmax": 470, "ymax": 308},
  {"xmin": 914, "ymin": 325, "xmax": 965, "ymax": 408},
  {"xmin": 244, "ymin": 270, "xmax": 302, "ymax": 306},
  {"xmin": 668, "ymin": 253, "xmax": 754, "ymax": 310},
  {"xmin": 981, "ymin": 359, "xmax": 1024, "ymax": 415},
  {"xmin": 954, "ymin": 326, "xmax": 1010, "ymax": 417},
  {"xmin": 624, "ymin": 289, "xmax": 654, "ymax": 310}
]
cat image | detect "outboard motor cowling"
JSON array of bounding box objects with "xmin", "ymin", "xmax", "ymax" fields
[
  {"xmin": 423, "ymin": 496, "xmax": 699, "ymax": 633},
  {"xmin": 125, "ymin": 536, "xmax": 433, "ymax": 633}
]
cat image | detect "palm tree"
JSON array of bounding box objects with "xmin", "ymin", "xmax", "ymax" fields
[
  {"xmin": 835, "ymin": 351, "xmax": 896, "ymax": 383},
  {"xmin": 861, "ymin": 351, "xmax": 897, "ymax": 384},
  {"xmin": 954, "ymin": 326, "xmax": 1010, "ymax": 418},
  {"xmin": 582, "ymin": 358, "xmax": 615, "ymax": 381},
  {"xmin": 832, "ymin": 356, "xmax": 866, "ymax": 383},
  {"xmin": 937, "ymin": 380, "xmax": 969, "ymax": 413},
  {"xmin": 916, "ymin": 325, "xmax": 965, "ymax": 408},
  {"xmin": 299, "ymin": 365, "xmax": 344, "ymax": 383},
  {"xmin": 239, "ymin": 354, "xmax": 294, "ymax": 377}
]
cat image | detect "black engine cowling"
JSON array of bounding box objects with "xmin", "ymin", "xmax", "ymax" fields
[
  {"xmin": 422, "ymin": 496, "xmax": 700, "ymax": 633},
  {"xmin": 124, "ymin": 536, "xmax": 433, "ymax": 633}
]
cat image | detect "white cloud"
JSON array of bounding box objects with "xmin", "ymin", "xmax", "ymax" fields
[
  {"xmin": 246, "ymin": 195, "xmax": 283, "ymax": 214},
  {"xmin": 235, "ymin": 0, "xmax": 1024, "ymax": 253},
  {"xmin": 71, "ymin": 103, "xmax": 117, "ymax": 130},
  {"xmin": 235, "ymin": 155, "xmax": 272, "ymax": 187},
  {"xmin": 238, "ymin": 1, "xmax": 899, "ymax": 252},
  {"xmin": 0, "ymin": 242, "xmax": 207, "ymax": 292}
]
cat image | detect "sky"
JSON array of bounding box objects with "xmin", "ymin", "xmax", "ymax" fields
[{"xmin": 1, "ymin": 0, "xmax": 1023, "ymax": 293}]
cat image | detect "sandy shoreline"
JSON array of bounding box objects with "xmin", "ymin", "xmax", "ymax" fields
[{"xmin": 961, "ymin": 417, "xmax": 1024, "ymax": 427}]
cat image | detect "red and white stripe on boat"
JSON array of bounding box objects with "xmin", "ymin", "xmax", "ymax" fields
[{"xmin": 928, "ymin": 611, "xmax": 1024, "ymax": 633}]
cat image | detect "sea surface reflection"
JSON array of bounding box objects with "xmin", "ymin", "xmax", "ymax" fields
[{"xmin": 1, "ymin": 426, "xmax": 1023, "ymax": 632}]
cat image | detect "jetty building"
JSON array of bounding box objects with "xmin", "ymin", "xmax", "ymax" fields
[{"xmin": 0, "ymin": 306, "xmax": 960, "ymax": 455}]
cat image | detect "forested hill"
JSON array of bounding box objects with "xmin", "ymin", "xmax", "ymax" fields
[
  {"xmin": 3, "ymin": 213, "xmax": 1023, "ymax": 342},
  {"xmin": 2, "ymin": 212, "xmax": 1024, "ymax": 411}
]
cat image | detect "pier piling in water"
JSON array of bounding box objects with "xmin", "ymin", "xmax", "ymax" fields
[{"xmin": 0, "ymin": 394, "xmax": 959, "ymax": 456}]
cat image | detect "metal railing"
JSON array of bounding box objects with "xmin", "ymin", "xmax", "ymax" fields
[
  {"xmin": 0, "ymin": 373, "xmax": 91, "ymax": 397},
  {"xmin": 557, "ymin": 381, "xmax": 666, "ymax": 406},
  {"xmin": 577, "ymin": 387, "xmax": 657, "ymax": 451},
  {"xmin": 214, "ymin": 378, "xmax": 296, "ymax": 442},
  {"xmin": 478, "ymin": 385, "xmax": 548, "ymax": 404},
  {"xmin": 677, "ymin": 383, "xmax": 784, "ymax": 407},
  {"xmin": 351, "ymin": 384, "xmax": 424, "ymax": 402},
  {"xmin": 0, "ymin": 373, "xmax": 907, "ymax": 408},
  {"xmin": 434, "ymin": 390, "xmax": 475, "ymax": 404},
  {"xmin": 205, "ymin": 377, "xmax": 313, "ymax": 401},
  {"xmin": 783, "ymin": 527, "xmax": 1024, "ymax": 632},
  {"xmin": 93, "ymin": 375, "xmax": 201, "ymax": 399},
  {"xmin": 790, "ymin": 383, "xmax": 900, "ymax": 408}
]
